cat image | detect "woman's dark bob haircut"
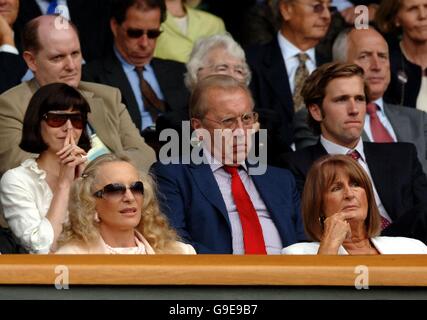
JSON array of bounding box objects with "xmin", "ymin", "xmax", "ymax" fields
[{"xmin": 20, "ymin": 83, "xmax": 91, "ymax": 153}]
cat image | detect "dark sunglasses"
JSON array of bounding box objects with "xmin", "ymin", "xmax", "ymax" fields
[
  {"xmin": 42, "ymin": 112, "xmax": 84, "ymax": 129},
  {"xmin": 93, "ymin": 181, "xmax": 144, "ymax": 199},
  {"xmin": 126, "ymin": 28, "xmax": 162, "ymax": 39}
]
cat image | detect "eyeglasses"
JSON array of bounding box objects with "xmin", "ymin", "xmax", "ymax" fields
[
  {"xmin": 42, "ymin": 111, "xmax": 84, "ymax": 129},
  {"xmin": 203, "ymin": 112, "xmax": 258, "ymax": 130},
  {"xmin": 126, "ymin": 28, "xmax": 162, "ymax": 39},
  {"xmin": 198, "ymin": 63, "xmax": 249, "ymax": 79},
  {"xmin": 93, "ymin": 181, "xmax": 144, "ymax": 199},
  {"xmin": 293, "ymin": 0, "xmax": 335, "ymax": 14}
]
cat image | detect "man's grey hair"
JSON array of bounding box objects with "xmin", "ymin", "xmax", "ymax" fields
[
  {"xmin": 184, "ymin": 33, "xmax": 251, "ymax": 91},
  {"xmin": 332, "ymin": 28, "xmax": 352, "ymax": 62}
]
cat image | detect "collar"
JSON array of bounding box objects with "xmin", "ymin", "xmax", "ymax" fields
[
  {"xmin": 320, "ymin": 136, "xmax": 366, "ymax": 162},
  {"xmin": 373, "ymin": 97, "xmax": 384, "ymax": 111},
  {"xmin": 277, "ymin": 31, "xmax": 316, "ymax": 63},
  {"xmin": 202, "ymin": 146, "xmax": 248, "ymax": 173},
  {"xmin": 113, "ymin": 46, "xmax": 154, "ymax": 74}
]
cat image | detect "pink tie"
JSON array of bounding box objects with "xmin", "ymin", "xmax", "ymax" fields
[
  {"xmin": 347, "ymin": 150, "xmax": 360, "ymax": 161},
  {"xmin": 366, "ymin": 103, "xmax": 394, "ymax": 142},
  {"xmin": 380, "ymin": 216, "xmax": 391, "ymax": 230}
]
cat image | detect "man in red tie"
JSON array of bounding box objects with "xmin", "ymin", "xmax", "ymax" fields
[
  {"xmin": 280, "ymin": 62, "xmax": 427, "ymax": 244},
  {"xmin": 152, "ymin": 75, "xmax": 306, "ymax": 254}
]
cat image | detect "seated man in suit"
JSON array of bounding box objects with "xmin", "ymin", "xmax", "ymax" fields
[
  {"xmin": 0, "ymin": 15, "xmax": 156, "ymax": 176},
  {"xmin": 279, "ymin": 62, "xmax": 427, "ymax": 243},
  {"xmin": 83, "ymin": 0, "xmax": 190, "ymax": 154},
  {"xmin": 0, "ymin": 0, "xmax": 27, "ymax": 93},
  {"xmin": 151, "ymin": 75, "xmax": 306, "ymax": 254},
  {"xmin": 246, "ymin": 0, "xmax": 332, "ymax": 159},
  {"xmin": 295, "ymin": 27, "xmax": 427, "ymax": 173}
]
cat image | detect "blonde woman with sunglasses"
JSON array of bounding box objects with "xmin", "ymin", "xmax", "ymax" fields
[
  {"xmin": 55, "ymin": 154, "xmax": 195, "ymax": 255},
  {"xmin": 0, "ymin": 83, "xmax": 90, "ymax": 254}
]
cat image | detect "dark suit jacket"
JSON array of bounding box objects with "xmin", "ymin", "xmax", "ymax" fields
[
  {"xmin": 14, "ymin": 0, "xmax": 113, "ymax": 62},
  {"xmin": 0, "ymin": 52, "xmax": 27, "ymax": 94},
  {"xmin": 151, "ymin": 161, "xmax": 306, "ymax": 253},
  {"xmin": 385, "ymin": 41, "xmax": 422, "ymax": 108},
  {"xmin": 83, "ymin": 54, "xmax": 190, "ymax": 134},
  {"xmin": 245, "ymin": 38, "xmax": 329, "ymax": 161},
  {"xmin": 279, "ymin": 141, "xmax": 427, "ymax": 243}
]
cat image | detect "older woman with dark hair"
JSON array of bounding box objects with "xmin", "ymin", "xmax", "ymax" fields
[
  {"xmin": 376, "ymin": 0, "xmax": 427, "ymax": 109},
  {"xmin": 282, "ymin": 155, "xmax": 427, "ymax": 255},
  {"xmin": 55, "ymin": 154, "xmax": 195, "ymax": 254},
  {"xmin": 0, "ymin": 83, "xmax": 90, "ymax": 254}
]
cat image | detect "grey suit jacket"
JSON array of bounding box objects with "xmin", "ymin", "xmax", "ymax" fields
[
  {"xmin": 0, "ymin": 79, "xmax": 156, "ymax": 175},
  {"xmin": 293, "ymin": 103, "xmax": 427, "ymax": 173}
]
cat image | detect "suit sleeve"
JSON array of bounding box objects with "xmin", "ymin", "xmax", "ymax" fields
[
  {"xmin": 0, "ymin": 52, "xmax": 27, "ymax": 94},
  {"xmin": 113, "ymin": 89, "xmax": 156, "ymax": 173},
  {"xmin": 0, "ymin": 95, "xmax": 33, "ymax": 175},
  {"xmin": 278, "ymin": 152, "xmax": 307, "ymax": 195},
  {"xmin": 150, "ymin": 163, "xmax": 195, "ymax": 246}
]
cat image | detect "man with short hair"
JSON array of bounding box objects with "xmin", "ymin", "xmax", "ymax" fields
[
  {"xmin": 151, "ymin": 75, "xmax": 305, "ymax": 254},
  {"xmin": 246, "ymin": 0, "xmax": 332, "ymax": 157},
  {"xmin": 280, "ymin": 62, "xmax": 427, "ymax": 243},
  {"xmin": 83, "ymin": 0, "xmax": 189, "ymax": 152},
  {"xmin": 0, "ymin": 15, "xmax": 156, "ymax": 176},
  {"xmin": 0, "ymin": 0, "xmax": 26, "ymax": 93}
]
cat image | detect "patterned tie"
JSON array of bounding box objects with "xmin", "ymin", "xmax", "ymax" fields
[
  {"xmin": 223, "ymin": 166, "xmax": 267, "ymax": 255},
  {"xmin": 135, "ymin": 67, "xmax": 166, "ymax": 123},
  {"xmin": 347, "ymin": 149, "xmax": 360, "ymax": 161},
  {"xmin": 46, "ymin": 0, "xmax": 58, "ymax": 14},
  {"xmin": 293, "ymin": 53, "xmax": 309, "ymax": 112},
  {"xmin": 366, "ymin": 103, "xmax": 394, "ymax": 142},
  {"xmin": 380, "ymin": 216, "xmax": 392, "ymax": 230}
]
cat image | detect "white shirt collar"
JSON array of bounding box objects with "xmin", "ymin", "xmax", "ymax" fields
[
  {"xmin": 373, "ymin": 97, "xmax": 384, "ymax": 111},
  {"xmin": 320, "ymin": 135, "xmax": 366, "ymax": 162},
  {"xmin": 277, "ymin": 31, "xmax": 316, "ymax": 63},
  {"xmin": 203, "ymin": 146, "xmax": 248, "ymax": 173}
]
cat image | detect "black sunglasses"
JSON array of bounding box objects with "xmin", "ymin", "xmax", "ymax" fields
[
  {"xmin": 126, "ymin": 28, "xmax": 162, "ymax": 39},
  {"xmin": 93, "ymin": 181, "xmax": 144, "ymax": 199},
  {"xmin": 42, "ymin": 112, "xmax": 84, "ymax": 129}
]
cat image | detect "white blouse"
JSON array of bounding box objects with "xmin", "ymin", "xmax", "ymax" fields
[{"xmin": 0, "ymin": 158, "xmax": 55, "ymax": 254}]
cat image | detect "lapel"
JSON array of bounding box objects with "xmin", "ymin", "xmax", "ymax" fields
[
  {"xmin": 188, "ymin": 162, "xmax": 231, "ymax": 229},
  {"xmin": 363, "ymin": 142, "xmax": 392, "ymax": 210},
  {"xmin": 103, "ymin": 53, "xmax": 142, "ymax": 129},
  {"xmin": 78, "ymin": 82, "xmax": 115, "ymax": 151},
  {"xmin": 383, "ymin": 103, "xmax": 411, "ymax": 142},
  {"xmin": 261, "ymin": 39, "xmax": 294, "ymax": 116}
]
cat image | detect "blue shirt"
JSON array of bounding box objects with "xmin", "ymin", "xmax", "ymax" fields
[{"xmin": 114, "ymin": 47, "xmax": 165, "ymax": 130}]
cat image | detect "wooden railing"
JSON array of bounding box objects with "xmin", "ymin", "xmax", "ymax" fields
[{"xmin": 1, "ymin": 255, "xmax": 427, "ymax": 286}]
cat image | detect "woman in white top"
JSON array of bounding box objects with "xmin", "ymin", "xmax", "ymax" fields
[
  {"xmin": 0, "ymin": 83, "xmax": 90, "ymax": 254},
  {"xmin": 55, "ymin": 154, "xmax": 196, "ymax": 254},
  {"xmin": 282, "ymin": 155, "xmax": 427, "ymax": 255}
]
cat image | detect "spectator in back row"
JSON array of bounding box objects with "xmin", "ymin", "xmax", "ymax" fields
[
  {"xmin": 56, "ymin": 154, "xmax": 195, "ymax": 254},
  {"xmin": 279, "ymin": 62, "xmax": 427, "ymax": 244},
  {"xmin": 154, "ymin": 0, "xmax": 225, "ymax": 63},
  {"xmin": 83, "ymin": 0, "xmax": 190, "ymax": 154},
  {"xmin": 0, "ymin": 83, "xmax": 90, "ymax": 253},
  {"xmin": 0, "ymin": 15, "xmax": 156, "ymax": 177},
  {"xmin": 0, "ymin": 0, "xmax": 27, "ymax": 93},
  {"xmin": 246, "ymin": 0, "xmax": 332, "ymax": 162}
]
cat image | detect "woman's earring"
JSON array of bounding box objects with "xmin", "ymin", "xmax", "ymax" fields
[
  {"xmin": 319, "ymin": 216, "xmax": 325, "ymax": 229},
  {"xmin": 94, "ymin": 211, "xmax": 100, "ymax": 223}
]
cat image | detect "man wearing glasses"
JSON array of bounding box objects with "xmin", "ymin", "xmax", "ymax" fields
[
  {"xmin": 151, "ymin": 75, "xmax": 306, "ymax": 254},
  {"xmin": 246, "ymin": 0, "xmax": 332, "ymax": 162},
  {"xmin": 83, "ymin": 0, "xmax": 190, "ymax": 154}
]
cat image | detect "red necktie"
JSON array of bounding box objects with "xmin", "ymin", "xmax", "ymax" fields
[
  {"xmin": 380, "ymin": 216, "xmax": 391, "ymax": 230},
  {"xmin": 366, "ymin": 103, "xmax": 394, "ymax": 142},
  {"xmin": 347, "ymin": 150, "xmax": 361, "ymax": 161},
  {"xmin": 223, "ymin": 166, "xmax": 267, "ymax": 254}
]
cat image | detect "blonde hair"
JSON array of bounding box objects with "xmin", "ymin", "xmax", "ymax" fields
[{"xmin": 57, "ymin": 154, "xmax": 180, "ymax": 253}]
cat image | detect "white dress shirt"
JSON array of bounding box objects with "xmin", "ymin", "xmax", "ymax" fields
[
  {"xmin": 0, "ymin": 158, "xmax": 55, "ymax": 254},
  {"xmin": 277, "ymin": 32, "xmax": 316, "ymax": 94},
  {"xmin": 320, "ymin": 136, "xmax": 393, "ymax": 222},
  {"xmin": 364, "ymin": 98, "xmax": 397, "ymax": 142}
]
